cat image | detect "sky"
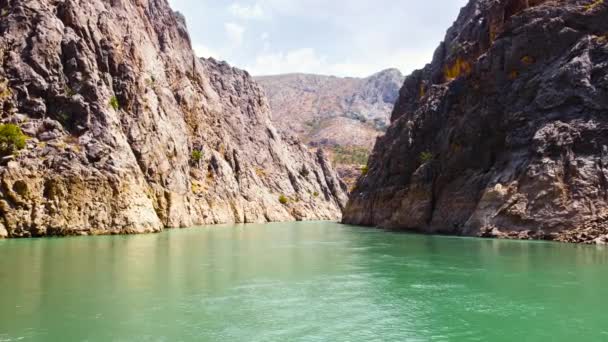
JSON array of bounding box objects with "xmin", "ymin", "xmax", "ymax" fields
[{"xmin": 167, "ymin": 0, "xmax": 469, "ymax": 77}]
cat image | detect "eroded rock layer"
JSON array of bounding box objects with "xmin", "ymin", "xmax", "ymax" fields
[
  {"xmin": 343, "ymin": 0, "xmax": 608, "ymax": 244},
  {"xmin": 0, "ymin": 0, "xmax": 347, "ymax": 238}
]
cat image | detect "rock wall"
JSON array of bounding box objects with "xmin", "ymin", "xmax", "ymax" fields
[
  {"xmin": 0, "ymin": 0, "xmax": 347, "ymax": 238},
  {"xmin": 343, "ymin": 0, "xmax": 608, "ymax": 244}
]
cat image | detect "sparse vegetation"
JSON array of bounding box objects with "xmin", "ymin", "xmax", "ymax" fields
[
  {"xmin": 279, "ymin": 195, "xmax": 289, "ymax": 205},
  {"xmin": 64, "ymin": 86, "xmax": 76, "ymax": 97},
  {"xmin": 0, "ymin": 79, "xmax": 12, "ymax": 101},
  {"xmin": 331, "ymin": 146, "xmax": 370, "ymax": 166},
  {"xmin": 0, "ymin": 124, "xmax": 27, "ymax": 157},
  {"xmin": 191, "ymin": 149, "xmax": 203, "ymax": 163},
  {"xmin": 255, "ymin": 167, "xmax": 267, "ymax": 178},
  {"xmin": 444, "ymin": 57, "xmax": 472, "ymax": 81},
  {"xmin": 361, "ymin": 165, "xmax": 369, "ymax": 176},
  {"xmin": 420, "ymin": 151, "xmax": 434, "ymax": 163},
  {"xmin": 109, "ymin": 96, "xmax": 120, "ymax": 110},
  {"xmin": 585, "ymin": 0, "xmax": 604, "ymax": 12},
  {"xmin": 191, "ymin": 180, "xmax": 205, "ymax": 194},
  {"xmin": 521, "ymin": 56, "xmax": 535, "ymax": 65}
]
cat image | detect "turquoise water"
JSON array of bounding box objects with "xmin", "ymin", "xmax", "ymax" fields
[{"xmin": 1, "ymin": 222, "xmax": 607, "ymax": 341}]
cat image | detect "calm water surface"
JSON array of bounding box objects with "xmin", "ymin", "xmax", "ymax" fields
[{"xmin": 1, "ymin": 222, "xmax": 607, "ymax": 341}]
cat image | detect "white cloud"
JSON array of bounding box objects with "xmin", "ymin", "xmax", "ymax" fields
[
  {"xmin": 247, "ymin": 48, "xmax": 327, "ymax": 75},
  {"xmin": 193, "ymin": 44, "xmax": 220, "ymax": 59},
  {"xmin": 246, "ymin": 47, "xmax": 432, "ymax": 77},
  {"xmin": 229, "ymin": 3, "xmax": 265, "ymax": 20},
  {"xmin": 224, "ymin": 22, "xmax": 246, "ymax": 47},
  {"xmin": 169, "ymin": 0, "xmax": 469, "ymax": 77}
]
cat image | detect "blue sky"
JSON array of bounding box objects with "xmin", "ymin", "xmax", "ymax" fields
[{"xmin": 167, "ymin": 0, "xmax": 468, "ymax": 77}]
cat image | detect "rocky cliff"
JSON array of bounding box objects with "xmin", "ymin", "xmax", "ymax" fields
[
  {"xmin": 0, "ymin": 0, "xmax": 347, "ymax": 238},
  {"xmin": 344, "ymin": 0, "xmax": 608, "ymax": 244},
  {"xmin": 256, "ymin": 69, "xmax": 404, "ymax": 187}
]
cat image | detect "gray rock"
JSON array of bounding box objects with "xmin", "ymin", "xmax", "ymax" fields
[
  {"xmin": 0, "ymin": 0, "xmax": 346, "ymax": 238},
  {"xmin": 343, "ymin": 0, "xmax": 608, "ymax": 244}
]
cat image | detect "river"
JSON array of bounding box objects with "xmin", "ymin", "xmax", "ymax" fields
[{"xmin": 1, "ymin": 222, "xmax": 607, "ymax": 341}]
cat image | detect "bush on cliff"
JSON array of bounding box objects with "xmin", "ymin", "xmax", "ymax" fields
[
  {"xmin": 191, "ymin": 149, "xmax": 203, "ymax": 163},
  {"xmin": 109, "ymin": 96, "xmax": 120, "ymax": 110},
  {"xmin": 0, "ymin": 124, "xmax": 26, "ymax": 156},
  {"xmin": 420, "ymin": 151, "xmax": 434, "ymax": 163}
]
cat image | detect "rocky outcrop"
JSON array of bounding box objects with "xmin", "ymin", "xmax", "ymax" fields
[
  {"xmin": 343, "ymin": 0, "xmax": 608, "ymax": 243},
  {"xmin": 0, "ymin": 0, "xmax": 346, "ymax": 238}
]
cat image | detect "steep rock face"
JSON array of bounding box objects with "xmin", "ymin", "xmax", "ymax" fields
[
  {"xmin": 344, "ymin": 0, "xmax": 608, "ymax": 243},
  {"xmin": 0, "ymin": 0, "xmax": 346, "ymax": 238}
]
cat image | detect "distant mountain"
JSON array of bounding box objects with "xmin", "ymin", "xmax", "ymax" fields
[
  {"xmin": 256, "ymin": 69, "xmax": 404, "ymax": 187},
  {"xmin": 256, "ymin": 69, "xmax": 404, "ymax": 148}
]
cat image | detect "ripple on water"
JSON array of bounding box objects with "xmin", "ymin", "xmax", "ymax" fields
[{"xmin": 1, "ymin": 222, "xmax": 608, "ymax": 341}]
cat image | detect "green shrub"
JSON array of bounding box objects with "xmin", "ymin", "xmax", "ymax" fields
[
  {"xmin": 109, "ymin": 96, "xmax": 120, "ymax": 110},
  {"xmin": 361, "ymin": 165, "xmax": 369, "ymax": 176},
  {"xmin": 313, "ymin": 191, "xmax": 320, "ymax": 197},
  {"xmin": 279, "ymin": 195, "xmax": 289, "ymax": 205},
  {"xmin": 64, "ymin": 86, "xmax": 76, "ymax": 97},
  {"xmin": 0, "ymin": 124, "xmax": 26, "ymax": 156},
  {"xmin": 420, "ymin": 151, "xmax": 434, "ymax": 163},
  {"xmin": 191, "ymin": 149, "xmax": 203, "ymax": 163},
  {"xmin": 331, "ymin": 146, "xmax": 370, "ymax": 166}
]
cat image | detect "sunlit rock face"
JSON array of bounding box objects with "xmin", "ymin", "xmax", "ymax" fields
[
  {"xmin": 0, "ymin": 0, "xmax": 347, "ymax": 238},
  {"xmin": 344, "ymin": 0, "xmax": 608, "ymax": 244}
]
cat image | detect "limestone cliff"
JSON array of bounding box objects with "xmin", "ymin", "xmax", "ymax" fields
[
  {"xmin": 0, "ymin": 0, "xmax": 347, "ymax": 238},
  {"xmin": 344, "ymin": 0, "xmax": 608, "ymax": 243}
]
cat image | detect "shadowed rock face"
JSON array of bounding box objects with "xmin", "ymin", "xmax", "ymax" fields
[
  {"xmin": 343, "ymin": 0, "xmax": 608, "ymax": 244},
  {"xmin": 0, "ymin": 0, "xmax": 347, "ymax": 238}
]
